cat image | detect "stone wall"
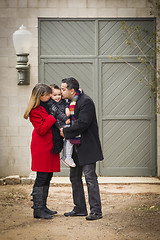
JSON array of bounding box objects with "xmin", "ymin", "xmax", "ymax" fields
[{"xmin": 0, "ymin": 0, "xmax": 159, "ymax": 177}]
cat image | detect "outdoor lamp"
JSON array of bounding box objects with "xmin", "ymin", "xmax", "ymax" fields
[{"xmin": 13, "ymin": 25, "xmax": 32, "ymax": 85}]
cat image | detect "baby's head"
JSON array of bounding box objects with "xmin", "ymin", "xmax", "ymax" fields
[{"xmin": 50, "ymin": 84, "xmax": 62, "ymax": 102}]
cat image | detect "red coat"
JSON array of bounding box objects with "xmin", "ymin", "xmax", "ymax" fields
[{"xmin": 29, "ymin": 105, "xmax": 60, "ymax": 172}]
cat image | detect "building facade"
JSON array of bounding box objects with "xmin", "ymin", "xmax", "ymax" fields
[{"xmin": 0, "ymin": 0, "xmax": 159, "ymax": 177}]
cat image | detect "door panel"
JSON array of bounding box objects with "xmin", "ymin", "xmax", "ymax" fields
[
  {"xmin": 99, "ymin": 20, "xmax": 154, "ymax": 55},
  {"xmin": 40, "ymin": 20, "xmax": 95, "ymax": 55},
  {"xmin": 40, "ymin": 60, "xmax": 95, "ymax": 100},
  {"xmin": 100, "ymin": 60, "xmax": 156, "ymax": 176},
  {"xmin": 101, "ymin": 120, "xmax": 154, "ymax": 176}
]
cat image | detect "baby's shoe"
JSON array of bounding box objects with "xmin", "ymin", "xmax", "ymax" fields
[
  {"xmin": 65, "ymin": 158, "xmax": 76, "ymax": 167},
  {"xmin": 62, "ymin": 158, "xmax": 76, "ymax": 168},
  {"xmin": 61, "ymin": 158, "xmax": 70, "ymax": 167}
]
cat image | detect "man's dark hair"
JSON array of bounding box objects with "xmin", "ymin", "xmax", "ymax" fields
[{"xmin": 62, "ymin": 77, "xmax": 79, "ymax": 92}]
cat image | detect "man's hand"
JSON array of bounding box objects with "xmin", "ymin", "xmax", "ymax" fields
[
  {"xmin": 60, "ymin": 128, "xmax": 64, "ymax": 138},
  {"xmin": 65, "ymin": 119, "xmax": 71, "ymax": 125}
]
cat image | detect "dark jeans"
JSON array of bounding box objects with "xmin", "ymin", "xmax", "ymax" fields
[
  {"xmin": 70, "ymin": 163, "xmax": 102, "ymax": 214},
  {"xmin": 34, "ymin": 172, "xmax": 53, "ymax": 187}
]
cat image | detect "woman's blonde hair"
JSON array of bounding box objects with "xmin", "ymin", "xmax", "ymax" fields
[{"xmin": 24, "ymin": 83, "xmax": 52, "ymax": 119}]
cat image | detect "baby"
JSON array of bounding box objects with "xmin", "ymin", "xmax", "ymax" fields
[{"xmin": 48, "ymin": 84, "xmax": 76, "ymax": 168}]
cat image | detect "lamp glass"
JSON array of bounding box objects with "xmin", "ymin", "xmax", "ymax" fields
[{"xmin": 13, "ymin": 25, "xmax": 32, "ymax": 54}]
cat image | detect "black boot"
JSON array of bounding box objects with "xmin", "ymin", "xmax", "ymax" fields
[
  {"xmin": 32, "ymin": 186, "xmax": 53, "ymax": 219},
  {"xmin": 43, "ymin": 186, "xmax": 57, "ymax": 215}
]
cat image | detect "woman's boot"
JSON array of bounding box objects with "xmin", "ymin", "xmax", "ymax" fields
[
  {"xmin": 43, "ymin": 186, "xmax": 57, "ymax": 215},
  {"xmin": 32, "ymin": 186, "xmax": 53, "ymax": 219}
]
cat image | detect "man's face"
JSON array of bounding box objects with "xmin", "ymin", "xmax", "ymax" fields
[{"xmin": 61, "ymin": 83, "xmax": 75, "ymax": 100}]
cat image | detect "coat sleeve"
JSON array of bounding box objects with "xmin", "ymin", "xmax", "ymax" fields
[
  {"xmin": 49, "ymin": 103, "xmax": 58, "ymax": 118},
  {"xmin": 63, "ymin": 98, "xmax": 94, "ymax": 139},
  {"xmin": 29, "ymin": 109, "xmax": 56, "ymax": 136},
  {"xmin": 56, "ymin": 109, "xmax": 68, "ymax": 123}
]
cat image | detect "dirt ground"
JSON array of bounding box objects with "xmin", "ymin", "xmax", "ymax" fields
[{"xmin": 0, "ymin": 183, "xmax": 160, "ymax": 240}]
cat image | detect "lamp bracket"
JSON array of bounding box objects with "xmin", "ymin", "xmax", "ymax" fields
[{"xmin": 16, "ymin": 53, "xmax": 30, "ymax": 85}]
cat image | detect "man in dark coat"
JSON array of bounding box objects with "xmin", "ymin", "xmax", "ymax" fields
[{"xmin": 60, "ymin": 77, "xmax": 103, "ymax": 221}]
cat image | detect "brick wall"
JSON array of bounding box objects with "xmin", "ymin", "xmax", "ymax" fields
[{"xmin": 0, "ymin": 0, "xmax": 159, "ymax": 177}]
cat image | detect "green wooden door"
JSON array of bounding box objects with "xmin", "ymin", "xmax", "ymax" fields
[{"xmin": 39, "ymin": 18, "xmax": 156, "ymax": 176}]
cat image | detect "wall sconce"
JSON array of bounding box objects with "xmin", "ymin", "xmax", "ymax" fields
[{"xmin": 13, "ymin": 25, "xmax": 32, "ymax": 85}]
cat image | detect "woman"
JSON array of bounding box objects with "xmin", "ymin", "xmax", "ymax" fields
[{"xmin": 24, "ymin": 83, "xmax": 61, "ymax": 219}]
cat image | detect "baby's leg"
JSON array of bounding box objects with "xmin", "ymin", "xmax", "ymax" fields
[
  {"xmin": 61, "ymin": 140, "xmax": 67, "ymax": 160},
  {"xmin": 61, "ymin": 140, "xmax": 76, "ymax": 167},
  {"xmin": 65, "ymin": 140, "xmax": 73, "ymax": 159}
]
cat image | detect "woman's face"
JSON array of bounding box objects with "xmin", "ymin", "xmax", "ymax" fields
[{"xmin": 40, "ymin": 93, "xmax": 51, "ymax": 102}]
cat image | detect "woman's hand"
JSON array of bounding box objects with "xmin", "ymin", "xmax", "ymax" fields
[{"xmin": 60, "ymin": 128, "xmax": 64, "ymax": 137}]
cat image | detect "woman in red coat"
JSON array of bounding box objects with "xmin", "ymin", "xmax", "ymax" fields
[{"xmin": 24, "ymin": 83, "xmax": 61, "ymax": 219}]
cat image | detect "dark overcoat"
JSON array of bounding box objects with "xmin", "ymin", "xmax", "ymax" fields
[{"xmin": 63, "ymin": 92, "xmax": 104, "ymax": 166}]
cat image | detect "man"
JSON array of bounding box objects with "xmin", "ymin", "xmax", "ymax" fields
[{"xmin": 60, "ymin": 77, "xmax": 103, "ymax": 221}]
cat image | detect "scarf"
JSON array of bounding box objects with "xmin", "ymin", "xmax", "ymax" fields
[
  {"xmin": 40, "ymin": 100, "xmax": 63, "ymax": 154},
  {"xmin": 69, "ymin": 89, "xmax": 81, "ymax": 145}
]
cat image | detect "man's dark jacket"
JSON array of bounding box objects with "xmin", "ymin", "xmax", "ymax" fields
[{"xmin": 63, "ymin": 92, "xmax": 104, "ymax": 166}]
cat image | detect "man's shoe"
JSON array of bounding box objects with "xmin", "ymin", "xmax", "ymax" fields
[
  {"xmin": 64, "ymin": 210, "xmax": 87, "ymax": 217},
  {"xmin": 86, "ymin": 213, "xmax": 103, "ymax": 220}
]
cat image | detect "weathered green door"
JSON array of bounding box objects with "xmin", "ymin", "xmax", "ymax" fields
[{"xmin": 39, "ymin": 18, "xmax": 156, "ymax": 176}]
